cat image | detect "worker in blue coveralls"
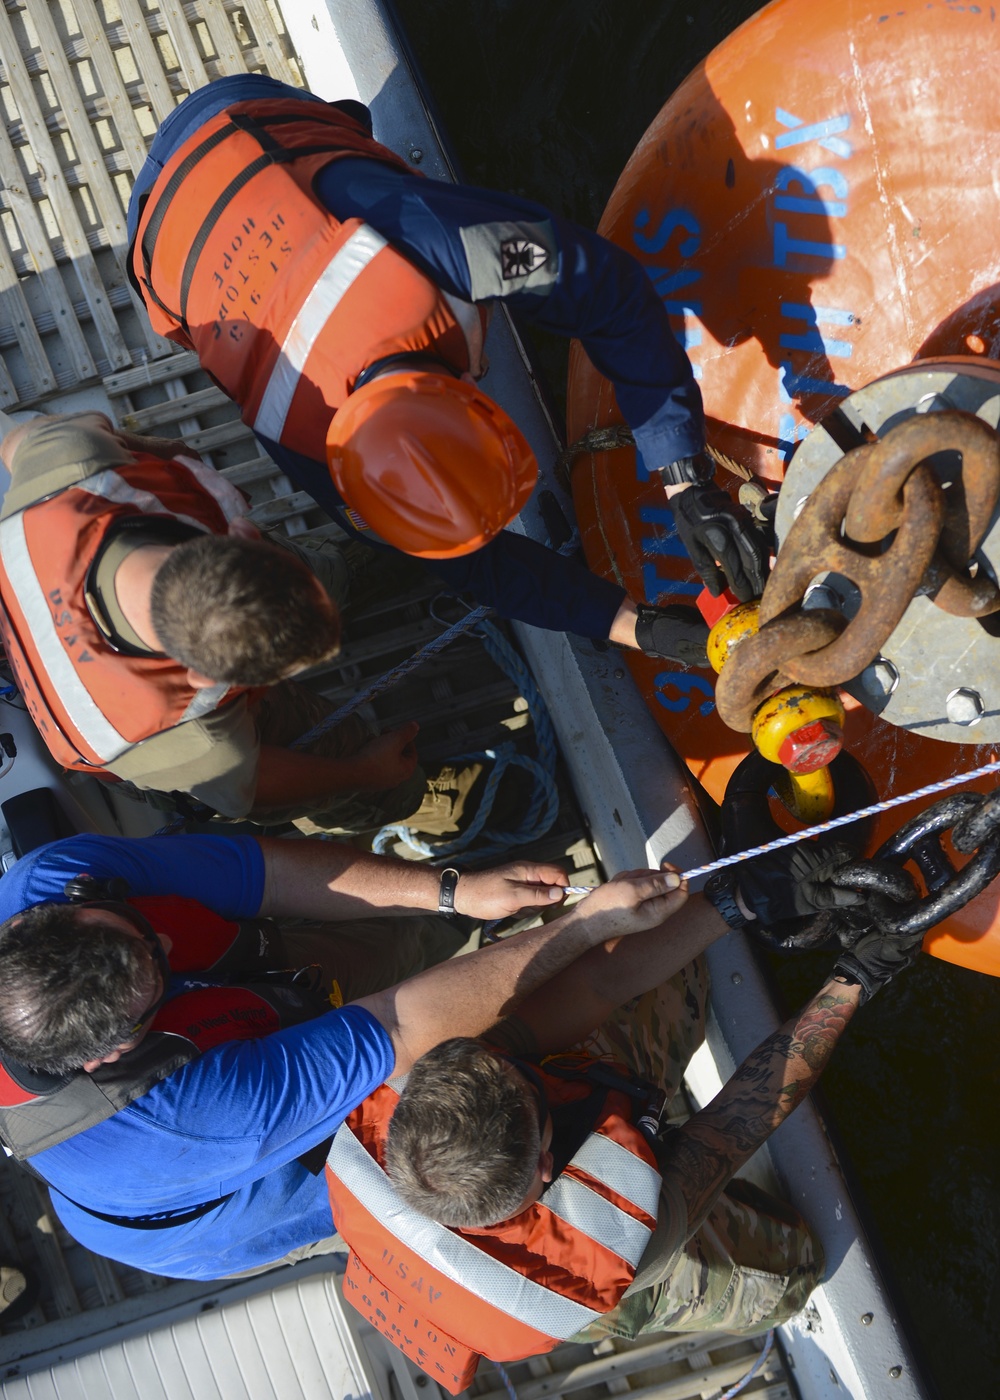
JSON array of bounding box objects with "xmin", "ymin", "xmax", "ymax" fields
[{"xmin": 126, "ymin": 74, "xmax": 769, "ymax": 668}]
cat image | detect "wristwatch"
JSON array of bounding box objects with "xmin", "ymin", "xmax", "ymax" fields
[
  {"xmin": 657, "ymin": 450, "xmax": 715, "ymax": 488},
  {"xmin": 438, "ymin": 867, "xmax": 461, "ymax": 916},
  {"xmin": 703, "ymin": 869, "xmax": 750, "ymax": 929}
]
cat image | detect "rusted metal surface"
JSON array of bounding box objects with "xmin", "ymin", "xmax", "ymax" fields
[
  {"xmin": 729, "ymin": 412, "xmax": 1000, "ymax": 703},
  {"xmin": 846, "ymin": 412, "xmax": 1000, "ymax": 617},
  {"xmin": 773, "ymin": 363, "xmax": 1000, "ymax": 756},
  {"xmin": 714, "ymin": 609, "xmax": 845, "ymax": 731},
  {"xmin": 761, "ymin": 448, "xmax": 941, "ymax": 685}
]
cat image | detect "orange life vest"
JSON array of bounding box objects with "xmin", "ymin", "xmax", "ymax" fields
[
  {"xmin": 130, "ymin": 98, "xmax": 485, "ymax": 464},
  {"xmin": 0, "ymin": 453, "xmax": 250, "ymax": 772},
  {"xmin": 326, "ymin": 1057, "xmax": 662, "ymax": 1393}
]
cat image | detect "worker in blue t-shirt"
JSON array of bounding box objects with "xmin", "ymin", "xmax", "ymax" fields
[
  {"xmin": 0, "ymin": 832, "xmax": 669, "ymax": 1278},
  {"xmin": 126, "ymin": 74, "xmax": 769, "ymax": 666}
]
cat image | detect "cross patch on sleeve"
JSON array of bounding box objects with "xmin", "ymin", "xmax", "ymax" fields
[{"xmin": 459, "ymin": 219, "xmax": 558, "ymax": 300}]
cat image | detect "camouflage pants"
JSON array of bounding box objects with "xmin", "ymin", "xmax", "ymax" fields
[{"xmin": 571, "ymin": 960, "xmax": 823, "ymax": 1341}]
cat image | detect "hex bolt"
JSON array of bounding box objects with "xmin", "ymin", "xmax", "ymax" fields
[
  {"xmin": 859, "ymin": 657, "xmax": 899, "ymax": 703},
  {"xmin": 945, "ymin": 687, "xmax": 985, "ymax": 727}
]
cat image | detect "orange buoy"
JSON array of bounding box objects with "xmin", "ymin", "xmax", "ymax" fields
[{"xmin": 567, "ymin": 0, "xmax": 1000, "ymax": 974}]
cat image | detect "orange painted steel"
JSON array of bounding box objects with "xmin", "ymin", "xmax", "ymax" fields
[{"xmin": 567, "ymin": 0, "xmax": 1000, "ymax": 974}]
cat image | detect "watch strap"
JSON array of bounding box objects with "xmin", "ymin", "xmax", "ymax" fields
[
  {"xmin": 704, "ymin": 869, "xmax": 750, "ymax": 929},
  {"xmin": 438, "ymin": 867, "xmax": 461, "ymax": 916},
  {"xmin": 831, "ymin": 956, "xmax": 875, "ymax": 1005}
]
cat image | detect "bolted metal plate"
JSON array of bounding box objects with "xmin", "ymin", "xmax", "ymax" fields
[{"xmin": 775, "ymin": 359, "xmax": 1000, "ymax": 743}]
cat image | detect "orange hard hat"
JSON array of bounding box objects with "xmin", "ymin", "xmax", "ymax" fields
[{"xmin": 326, "ymin": 371, "xmax": 538, "ymax": 558}]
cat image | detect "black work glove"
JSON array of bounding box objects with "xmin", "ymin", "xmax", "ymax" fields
[
  {"xmin": 705, "ymin": 841, "xmax": 864, "ymax": 928},
  {"xmin": 671, "ymin": 483, "xmax": 769, "ymax": 602},
  {"xmin": 633, "ymin": 604, "xmax": 709, "ymax": 667},
  {"xmin": 832, "ymin": 927, "xmax": 923, "ymax": 1005}
]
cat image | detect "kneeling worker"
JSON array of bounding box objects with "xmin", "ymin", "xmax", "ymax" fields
[
  {"xmin": 326, "ymin": 857, "xmax": 917, "ymax": 1389},
  {"xmin": 0, "ymin": 411, "xmax": 457, "ymax": 833},
  {"xmin": 127, "ymin": 74, "xmax": 772, "ymax": 664}
]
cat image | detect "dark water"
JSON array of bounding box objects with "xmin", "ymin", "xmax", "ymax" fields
[{"xmin": 390, "ymin": 3, "xmax": 1000, "ymax": 1396}]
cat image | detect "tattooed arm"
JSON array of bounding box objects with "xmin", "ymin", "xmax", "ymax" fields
[{"xmin": 660, "ymin": 974, "xmax": 863, "ymax": 1236}]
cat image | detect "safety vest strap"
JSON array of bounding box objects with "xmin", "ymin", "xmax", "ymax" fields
[
  {"xmin": 541, "ymin": 1136, "xmax": 657, "ymax": 1269},
  {"xmin": 250, "ymin": 223, "xmax": 389, "ymax": 445}
]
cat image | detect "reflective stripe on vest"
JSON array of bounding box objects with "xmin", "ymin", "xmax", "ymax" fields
[
  {"xmin": 0, "ymin": 509, "xmax": 128, "ymax": 761},
  {"xmin": 252, "ymin": 224, "xmax": 388, "ymax": 444},
  {"xmin": 570, "ymin": 1130, "xmax": 663, "ymax": 1222},
  {"xmin": 541, "ymin": 1137, "xmax": 656, "ymax": 1270},
  {"xmin": 0, "ymin": 462, "xmax": 248, "ymax": 765}
]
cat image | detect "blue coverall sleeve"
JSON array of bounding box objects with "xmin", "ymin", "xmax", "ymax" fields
[
  {"xmin": 316, "ymin": 160, "xmax": 705, "ymax": 468},
  {"xmin": 437, "ymin": 530, "xmax": 626, "ymax": 638}
]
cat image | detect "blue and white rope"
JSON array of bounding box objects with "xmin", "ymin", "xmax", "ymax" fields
[
  {"xmin": 679, "ymin": 753, "xmax": 1000, "ymax": 884},
  {"xmin": 719, "ymin": 1329, "xmax": 775, "ymax": 1399},
  {"xmin": 492, "ymin": 1362, "xmax": 519, "ymax": 1400},
  {"xmin": 480, "ymin": 757, "xmax": 1000, "ymax": 933}
]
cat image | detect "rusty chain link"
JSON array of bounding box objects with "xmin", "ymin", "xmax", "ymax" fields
[{"xmin": 716, "ymin": 412, "xmax": 1000, "ymax": 730}]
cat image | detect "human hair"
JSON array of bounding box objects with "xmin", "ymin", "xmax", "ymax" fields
[
  {"xmin": 149, "ymin": 535, "xmax": 341, "ymax": 685},
  {"xmin": 385, "ymin": 1038, "xmax": 539, "ymax": 1228},
  {"xmin": 0, "ymin": 905, "xmax": 151, "ymax": 1076}
]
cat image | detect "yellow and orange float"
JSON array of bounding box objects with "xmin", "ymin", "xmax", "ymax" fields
[{"xmin": 567, "ymin": 0, "xmax": 1000, "ymax": 974}]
